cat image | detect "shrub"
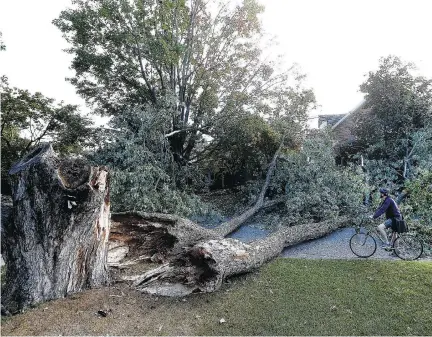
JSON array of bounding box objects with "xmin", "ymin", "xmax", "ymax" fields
[{"xmin": 401, "ymin": 171, "xmax": 432, "ymax": 253}]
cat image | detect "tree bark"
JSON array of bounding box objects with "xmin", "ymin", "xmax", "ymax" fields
[
  {"xmin": 106, "ymin": 211, "xmax": 347, "ymax": 297},
  {"xmin": 1, "ymin": 144, "xmax": 110, "ymax": 314},
  {"xmin": 125, "ymin": 217, "xmax": 348, "ymax": 296}
]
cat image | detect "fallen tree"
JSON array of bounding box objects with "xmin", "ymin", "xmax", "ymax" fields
[
  {"xmin": 1, "ymin": 144, "xmax": 110, "ymax": 314},
  {"xmin": 113, "ymin": 214, "xmax": 347, "ymax": 296},
  {"xmin": 2, "ymin": 139, "xmax": 349, "ymax": 314}
]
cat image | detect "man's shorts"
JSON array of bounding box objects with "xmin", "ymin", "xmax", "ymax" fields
[
  {"xmin": 384, "ymin": 217, "xmax": 402, "ymax": 229},
  {"xmin": 384, "ymin": 218, "xmax": 393, "ymax": 228}
]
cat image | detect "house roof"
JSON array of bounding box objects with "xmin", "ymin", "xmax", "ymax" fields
[
  {"xmin": 318, "ymin": 114, "xmax": 346, "ymax": 128},
  {"xmin": 331, "ymin": 99, "xmax": 366, "ymax": 130}
]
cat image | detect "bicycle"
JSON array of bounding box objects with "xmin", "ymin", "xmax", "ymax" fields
[{"xmin": 349, "ymin": 218, "xmax": 423, "ymax": 260}]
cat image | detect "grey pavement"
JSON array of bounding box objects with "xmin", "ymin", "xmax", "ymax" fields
[
  {"xmin": 229, "ymin": 225, "xmax": 431, "ymax": 261},
  {"xmin": 280, "ymin": 227, "xmax": 399, "ymax": 260}
]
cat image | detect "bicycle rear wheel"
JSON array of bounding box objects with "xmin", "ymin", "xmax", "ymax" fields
[
  {"xmin": 349, "ymin": 233, "xmax": 377, "ymax": 258},
  {"xmin": 393, "ymin": 234, "xmax": 423, "ymax": 260}
]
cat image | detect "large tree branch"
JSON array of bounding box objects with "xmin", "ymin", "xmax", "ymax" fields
[
  {"xmin": 213, "ymin": 134, "xmax": 286, "ymax": 237},
  {"xmin": 135, "ymin": 44, "xmax": 156, "ymax": 104},
  {"xmin": 121, "ymin": 15, "xmax": 156, "ymax": 104},
  {"xmin": 164, "ymin": 125, "xmax": 211, "ymax": 138}
]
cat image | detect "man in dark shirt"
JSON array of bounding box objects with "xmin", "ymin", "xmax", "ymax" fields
[{"xmin": 370, "ymin": 188, "xmax": 402, "ymax": 249}]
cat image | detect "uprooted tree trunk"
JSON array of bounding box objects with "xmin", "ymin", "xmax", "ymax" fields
[
  {"xmin": 108, "ymin": 212, "xmax": 217, "ymax": 267},
  {"xmin": 1, "ymin": 144, "xmax": 110, "ymax": 314},
  {"xmin": 112, "ymin": 213, "xmax": 347, "ymax": 296}
]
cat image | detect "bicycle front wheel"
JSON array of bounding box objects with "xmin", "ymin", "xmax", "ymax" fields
[
  {"xmin": 349, "ymin": 233, "xmax": 377, "ymax": 258},
  {"xmin": 393, "ymin": 234, "xmax": 423, "ymax": 260}
]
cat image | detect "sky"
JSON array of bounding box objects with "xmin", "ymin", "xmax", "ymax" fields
[{"xmin": 1, "ymin": 0, "xmax": 432, "ymax": 128}]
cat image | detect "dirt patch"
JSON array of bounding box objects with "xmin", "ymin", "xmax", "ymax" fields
[{"xmin": 0, "ymin": 276, "xmax": 253, "ymax": 336}]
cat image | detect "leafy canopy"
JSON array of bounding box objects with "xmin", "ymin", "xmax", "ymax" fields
[
  {"xmin": 353, "ymin": 56, "xmax": 432, "ymax": 164},
  {"xmin": 89, "ymin": 102, "xmax": 209, "ymax": 215},
  {"xmin": 54, "ymin": 0, "xmax": 315, "ymax": 164},
  {"xmin": 238, "ymin": 130, "xmax": 367, "ymax": 225}
]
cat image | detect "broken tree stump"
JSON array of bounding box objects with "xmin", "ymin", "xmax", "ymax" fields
[{"xmin": 1, "ymin": 144, "xmax": 110, "ymax": 313}]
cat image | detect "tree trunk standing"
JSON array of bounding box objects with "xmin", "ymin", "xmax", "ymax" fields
[{"xmin": 1, "ymin": 144, "xmax": 110, "ymax": 314}]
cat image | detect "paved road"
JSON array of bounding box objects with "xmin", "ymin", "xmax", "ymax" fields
[
  {"xmin": 229, "ymin": 225, "xmax": 431, "ymax": 261},
  {"xmin": 281, "ymin": 227, "xmax": 398, "ymax": 260}
]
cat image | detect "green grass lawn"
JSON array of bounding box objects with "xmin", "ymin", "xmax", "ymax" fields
[
  {"xmin": 195, "ymin": 258, "xmax": 432, "ymax": 336},
  {"xmin": 2, "ymin": 258, "xmax": 431, "ymax": 336}
]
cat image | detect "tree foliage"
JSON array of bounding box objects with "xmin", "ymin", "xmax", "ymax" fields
[
  {"xmin": 201, "ymin": 114, "xmax": 280, "ymax": 189},
  {"xmin": 89, "ymin": 102, "xmax": 209, "ymax": 215},
  {"xmin": 347, "ymin": 56, "xmax": 432, "ymax": 196},
  {"xmin": 282, "ymin": 132, "xmax": 366, "ymax": 223},
  {"xmin": 238, "ymin": 131, "xmax": 366, "ymax": 225},
  {"xmin": 400, "ymin": 171, "xmax": 432, "ymax": 252},
  {"xmin": 54, "ymin": 0, "xmax": 314, "ymax": 165},
  {"xmin": 404, "ymin": 172, "xmax": 432, "ymax": 224},
  {"xmin": 352, "ymin": 56, "xmax": 432, "ymax": 180}
]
